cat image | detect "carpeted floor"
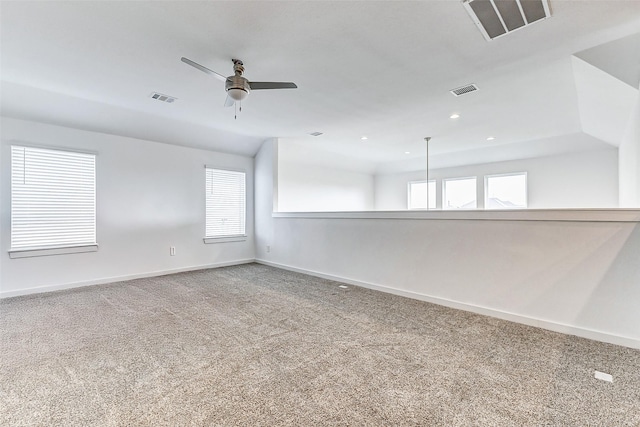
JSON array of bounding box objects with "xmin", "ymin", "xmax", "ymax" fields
[{"xmin": 1, "ymin": 263, "xmax": 639, "ymax": 426}]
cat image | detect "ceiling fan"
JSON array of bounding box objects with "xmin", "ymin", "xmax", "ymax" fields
[{"xmin": 181, "ymin": 57, "xmax": 297, "ymax": 112}]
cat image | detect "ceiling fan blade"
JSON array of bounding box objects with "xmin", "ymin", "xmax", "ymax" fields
[
  {"xmin": 224, "ymin": 95, "xmax": 235, "ymax": 107},
  {"xmin": 249, "ymin": 82, "xmax": 298, "ymax": 90},
  {"xmin": 181, "ymin": 57, "xmax": 227, "ymax": 82}
]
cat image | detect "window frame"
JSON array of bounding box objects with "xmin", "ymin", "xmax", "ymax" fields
[
  {"xmin": 484, "ymin": 171, "xmax": 528, "ymax": 210},
  {"xmin": 442, "ymin": 176, "xmax": 478, "ymax": 210},
  {"xmin": 203, "ymin": 166, "xmax": 247, "ymax": 244},
  {"xmin": 9, "ymin": 144, "xmax": 98, "ymax": 259},
  {"xmin": 407, "ymin": 179, "xmax": 436, "ymax": 210}
]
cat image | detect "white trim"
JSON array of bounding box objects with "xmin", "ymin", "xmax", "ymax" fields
[
  {"xmin": 9, "ymin": 244, "xmax": 98, "ymax": 259},
  {"xmin": 407, "ymin": 179, "xmax": 436, "ymax": 211},
  {"xmin": 203, "ymin": 235, "xmax": 247, "ymax": 244},
  {"xmin": 205, "ymin": 167, "xmax": 247, "ymax": 238},
  {"xmin": 272, "ymin": 209, "xmax": 640, "ymax": 222},
  {"xmin": 484, "ymin": 171, "xmax": 528, "ymax": 209},
  {"xmin": 0, "ymin": 258, "xmax": 255, "ymax": 299},
  {"xmin": 204, "ymin": 164, "xmax": 246, "ymax": 174},
  {"xmin": 255, "ymin": 259, "xmax": 640, "ymax": 350},
  {"xmin": 443, "ymin": 175, "xmax": 478, "ymax": 210},
  {"xmin": 10, "ymin": 140, "xmax": 99, "ymax": 156},
  {"xmin": 10, "ymin": 145, "xmax": 97, "ymax": 250}
]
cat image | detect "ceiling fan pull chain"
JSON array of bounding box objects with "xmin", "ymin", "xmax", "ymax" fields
[{"xmin": 234, "ymin": 102, "xmax": 237, "ymax": 120}]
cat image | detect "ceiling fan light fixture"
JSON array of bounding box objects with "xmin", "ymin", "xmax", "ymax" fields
[{"xmin": 227, "ymin": 88, "xmax": 248, "ymax": 101}]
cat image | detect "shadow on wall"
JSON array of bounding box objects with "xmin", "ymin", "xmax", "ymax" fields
[
  {"xmin": 499, "ymin": 221, "xmax": 637, "ymax": 336},
  {"xmin": 572, "ymin": 223, "xmax": 640, "ymax": 340}
]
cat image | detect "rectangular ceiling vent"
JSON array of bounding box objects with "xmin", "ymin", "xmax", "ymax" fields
[
  {"xmin": 463, "ymin": 0, "xmax": 551, "ymax": 41},
  {"xmin": 150, "ymin": 92, "xmax": 177, "ymax": 103},
  {"xmin": 450, "ymin": 84, "xmax": 479, "ymax": 97}
]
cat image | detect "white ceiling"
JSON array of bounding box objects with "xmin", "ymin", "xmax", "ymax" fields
[{"xmin": 1, "ymin": 1, "xmax": 639, "ymax": 168}]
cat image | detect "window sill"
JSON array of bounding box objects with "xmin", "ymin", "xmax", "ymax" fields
[
  {"xmin": 272, "ymin": 209, "xmax": 640, "ymax": 222},
  {"xmin": 9, "ymin": 244, "xmax": 99, "ymax": 259},
  {"xmin": 203, "ymin": 235, "xmax": 247, "ymax": 244}
]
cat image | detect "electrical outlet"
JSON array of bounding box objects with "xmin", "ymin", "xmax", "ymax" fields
[
  {"xmin": 266, "ymin": 245, "xmax": 271, "ymax": 253},
  {"xmin": 170, "ymin": 246, "xmax": 176, "ymax": 256}
]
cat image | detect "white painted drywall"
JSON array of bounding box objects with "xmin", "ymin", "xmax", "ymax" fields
[
  {"xmin": 255, "ymin": 139, "xmax": 277, "ymax": 260},
  {"xmin": 572, "ymin": 56, "xmax": 638, "ymax": 147},
  {"xmin": 375, "ymin": 148, "xmax": 619, "ymax": 210},
  {"xmin": 255, "ymin": 138, "xmax": 640, "ymax": 348},
  {"xmin": 277, "ymin": 141, "xmax": 375, "ymax": 212},
  {"xmin": 0, "ymin": 117, "xmax": 256, "ymax": 296},
  {"xmin": 619, "ymin": 83, "xmax": 640, "ymax": 207}
]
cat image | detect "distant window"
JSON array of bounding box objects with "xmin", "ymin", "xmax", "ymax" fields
[
  {"xmin": 408, "ymin": 180, "xmax": 436, "ymax": 210},
  {"xmin": 485, "ymin": 172, "xmax": 527, "ymax": 209},
  {"xmin": 10, "ymin": 145, "xmax": 96, "ymax": 251},
  {"xmin": 205, "ymin": 168, "xmax": 246, "ymax": 238},
  {"xmin": 443, "ymin": 177, "xmax": 477, "ymax": 210}
]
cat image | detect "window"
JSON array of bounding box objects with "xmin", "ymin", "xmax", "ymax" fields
[
  {"xmin": 10, "ymin": 145, "xmax": 96, "ymax": 256},
  {"xmin": 205, "ymin": 167, "xmax": 246, "ymax": 241},
  {"xmin": 443, "ymin": 177, "xmax": 477, "ymax": 209},
  {"xmin": 485, "ymin": 172, "xmax": 527, "ymax": 209},
  {"xmin": 408, "ymin": 180, "xmax": 436, "ymax": 210}
]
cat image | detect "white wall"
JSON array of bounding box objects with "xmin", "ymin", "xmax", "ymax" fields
[
  {"xmin": 278, "ymin": 162, "xmax": 374, "ymax": 212},
  {"xmin": 375, "ymin": 148, "xmax": 619, "ymax": 210},
  {"xmin": 255, "ymin": 139, "xmax": 277, "ymax": 260},
  {"xmin": 619, "ymin": 82, "xmax": 640, "ymax": 207},
  {"xmin": 0, "ymin": 117, "xmax": 255, "ymax": 297},
  {"xmin": 277, "ymin": 142, "xmax": 375, "ymax": 212},
  {"xmin": 255, "ymin": 138, "xmax": 640, "ymax": 348}
]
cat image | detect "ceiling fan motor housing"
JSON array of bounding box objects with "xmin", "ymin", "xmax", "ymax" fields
[{"xmin": 225, "ymin": 75, "xmax": 250, "ymax": 100}]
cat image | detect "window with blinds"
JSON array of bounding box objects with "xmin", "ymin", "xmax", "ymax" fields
[
  {"xmin": 11, "ymin": 145, "xmax": 96, "ymax": 251},
  {"xmin": 205, "ymin": 168, "xmax": 246, "ymax": 238}
]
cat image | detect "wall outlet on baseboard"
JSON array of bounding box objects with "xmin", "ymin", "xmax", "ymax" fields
[{"xmin": 170, "ymin": 246, "xmax": 176, "ymax": 256}]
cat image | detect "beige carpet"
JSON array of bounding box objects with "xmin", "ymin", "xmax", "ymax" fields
[{"xmin": 1, "ymin": 263, "xmax": 639, "ymax": 426}]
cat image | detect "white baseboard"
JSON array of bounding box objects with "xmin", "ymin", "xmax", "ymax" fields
[
  {"xmin": 256, "ymin": 259, "xmax": 640, "ymax": 350},
  {"xmin": 0, "ymin": 259, "xmax": 256, "ymax": 299}
]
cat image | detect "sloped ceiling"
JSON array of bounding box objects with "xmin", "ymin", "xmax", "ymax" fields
[
  {"xmin": 1, "ymin": 1, "xmax": 639, "ymax": 167},
  {"xmin": 572, "ymin": 56, "xmax": 638, "ymax": 148},
  {"xmin": 575, "ymin": 32, "xmax": 640, "ymax": 89}
]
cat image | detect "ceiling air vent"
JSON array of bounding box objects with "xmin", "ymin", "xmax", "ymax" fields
[
  {"xmin": 450, "ymin": 84, "xmax": 479, "ymax": 97},
  {"xmin": 463, "ymin": 0, "xmax": 551, "ymax": 41},
  {"xmin": 150, "ymin": 92, "xmax": 177, "ymax": 103}
]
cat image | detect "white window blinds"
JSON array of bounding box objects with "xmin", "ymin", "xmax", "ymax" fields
[
  {"xmin": 11, "ymin": 145, "xmax": 96, "ymax": 250},
  {"xmin": 205, "ymin": 168, "xmax": 246, "ymax": 238}
]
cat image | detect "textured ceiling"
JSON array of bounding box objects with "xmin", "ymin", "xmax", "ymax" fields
[{"xmin": 1, "ymin": 1, "xmax": 639, "ymax": 168}]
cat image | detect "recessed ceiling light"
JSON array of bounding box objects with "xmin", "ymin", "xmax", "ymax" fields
[
  {"xmin": 361, "ymin": 136, "xmax": 368, "ymax": 140},
  {"xmin": 487, "ymin": 136, "xmax": 495, "ymax": 141},
  {"xmin": 405, "ymin": 151, "xmax": 411, "ymax": 154},
  {"xmin": 450, "ymin": 113, "xmax": 460, "ymax": 119}
]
